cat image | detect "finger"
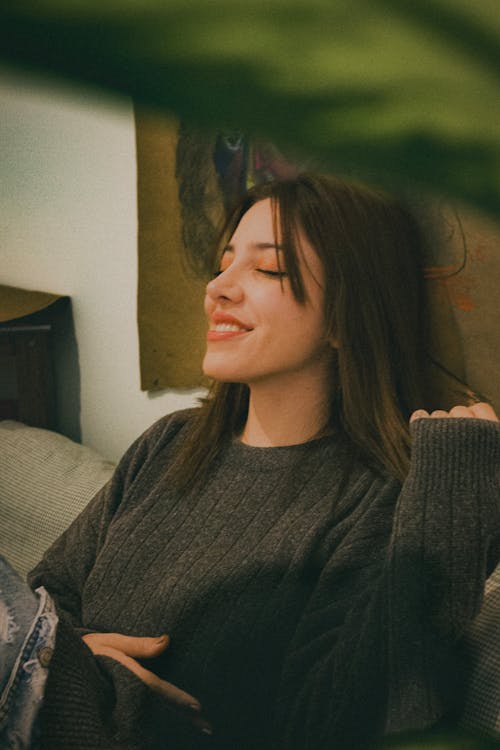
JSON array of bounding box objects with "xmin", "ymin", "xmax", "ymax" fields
[
  {"xmin": 430, "ymin": 410, "xmax": 450, "ymax": 419},
  {"xmin": 112, "ymin": 647, "xmax": 194, "ymax": 704},
  {"xmin": 93, "ymin": 646, "xmax": 212, "ymax": 733},
  {"xmin": 470, "ymin": 402, "xmax": 499, "ymax": 422},
  {"xmin": 449, "ymin": 405, "xmax": 474, "ymax": 419},
  {"xmin": 410, "ymin": 409, "xmax": 429, "ymax": 423},
  {"xmin": 87, "ymin": 645, "xmax": 201, "ymax": 711},
  {"xmin": 83, "ymin": 632, "xmax": 169, "ymax": 658}
]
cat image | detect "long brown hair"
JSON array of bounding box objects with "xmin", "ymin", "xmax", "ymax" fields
[{"xmin": 169, "ymin": 173, "xmax": 476, "ymax": 487}]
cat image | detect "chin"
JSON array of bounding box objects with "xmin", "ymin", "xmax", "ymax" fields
[
  {"xmin": 202, "ymin": 356, "xmax": 247, "ymax": 384},
  {"xmin": 202, "ymin": 356, "xmax": 233, "ymax": 382}
]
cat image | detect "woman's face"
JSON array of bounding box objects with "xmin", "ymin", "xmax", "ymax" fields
[{"xmin": 203, "ymin": 198, "xmax": 334, "ymax": 389}]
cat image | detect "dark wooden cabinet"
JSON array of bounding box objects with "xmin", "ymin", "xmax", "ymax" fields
[
  {"xmin": 0, "ymin": 289, "xmax": 80, "ymax": 439},
  {"xmin": 0, "ymin": 324, "xmax": 56, "ymax": 429}
]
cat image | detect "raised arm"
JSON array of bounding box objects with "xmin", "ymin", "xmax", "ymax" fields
[{"xmin": 274, "ymin": 413, "xmax": 500, "ymax": 749}]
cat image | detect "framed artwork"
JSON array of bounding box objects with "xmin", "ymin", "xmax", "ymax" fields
[
  {"xmin": 135, "ymin": 110, "xmax": 304, "ymax": 391},
  {"xmin": 135, "ymin": 110, "xmax": 500, "ymax": 411}
]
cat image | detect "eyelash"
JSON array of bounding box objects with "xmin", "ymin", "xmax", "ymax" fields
[{"xmin": 212, "ymin": 269, "xmax": 288, "ymax": 278}]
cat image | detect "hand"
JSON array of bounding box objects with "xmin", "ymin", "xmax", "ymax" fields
[
  {"xmin": 410, "ymin": 402, "xmax": 499, "ymax": 423},
  {"xmin": 82, "ymin": 632, "xmax": 212, "ymax": 735}
]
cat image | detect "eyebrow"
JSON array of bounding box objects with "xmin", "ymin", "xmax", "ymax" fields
[{"xmin": 222, "ymin": 242, "xmax": 285, "ymax": 252}]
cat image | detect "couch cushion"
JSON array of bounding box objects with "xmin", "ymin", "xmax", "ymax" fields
[
  {"xmin": 0, "ymin": 420, "xmax": 115, "ymax": 578},
  {"xmin": 461, "ymin": 564, "xmax": 500, "ymax": 737}
]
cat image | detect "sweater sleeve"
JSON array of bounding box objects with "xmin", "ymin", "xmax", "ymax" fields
[
  {"xmin": 26, "ymin": 412, "xmax": 191, "ymax": 750},
  {"xmin": 27, "ymin": 419, "xmax": 164, "ymax": 628},
  {"xmin": 274, "ymin": 418, "xmax": 500, "ymax": 750}
]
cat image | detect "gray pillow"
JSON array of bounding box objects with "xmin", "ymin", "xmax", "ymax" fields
[{"xmin": 0, "ymin": 420, "xmax": 116, "ymax": 578}]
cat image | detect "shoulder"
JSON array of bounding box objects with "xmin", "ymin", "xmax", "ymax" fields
[
  {"xmin": 115, "ymin": 407, "xmax": 200, "ymax": 485},
  {"xmin": 133, "ymin": 406, "xmax": 201, "ymax": 455},
  {"xmin": 142, "ymin": 407, "xmax": 200, "ymax": 446}
]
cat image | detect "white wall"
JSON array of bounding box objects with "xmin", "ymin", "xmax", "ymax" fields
[{"xmin": 0, "ymin": 67, "xmax": 204, "ymax": 462}]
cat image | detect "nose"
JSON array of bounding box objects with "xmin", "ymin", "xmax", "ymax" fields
[{"xmin": 205, "ymin": 266, "xmax": 244, "ymax": 304}]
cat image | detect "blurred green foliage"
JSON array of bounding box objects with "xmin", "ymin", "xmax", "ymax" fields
[
  {"xmin": 0, "ymin": 4, "xmax": 498, "ymax": 746},
  {"xmin": 0, "ymin": 0, "xmax": 499, "ymax": 215}
]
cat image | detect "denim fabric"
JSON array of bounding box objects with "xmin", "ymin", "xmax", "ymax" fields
[{"xmin": 0, "ymin": 556, "xmax": 58, "ymax": 750}]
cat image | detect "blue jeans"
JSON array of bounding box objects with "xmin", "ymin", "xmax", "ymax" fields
[{"xmin": 0, "ymin": 556, "xmax": 58, "ymax": 750}]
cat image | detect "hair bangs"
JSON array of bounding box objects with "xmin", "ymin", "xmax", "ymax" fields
[{"xmin": 270, "ymin": 185, "xmax": 308, "ymax": 304}]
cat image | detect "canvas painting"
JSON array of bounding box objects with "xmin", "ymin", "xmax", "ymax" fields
[
  {"xmin": 135, "ymin": 110, "xmax": 304, "ymax": 391},
  {"xmin": 135, "ymin": 110, "xmax": 500, "ymax": 411}
]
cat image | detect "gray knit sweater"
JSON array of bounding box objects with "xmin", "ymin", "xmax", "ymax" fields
[{"xmin": 29, "ymin": 409, "xmax": 500, "ymax": 750}]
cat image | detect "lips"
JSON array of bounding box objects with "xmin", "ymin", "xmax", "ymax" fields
[
  {"xmin": 207, "ymin": 312, "xmax": 253, "ymax": 341},
  {"xmin": 210, "ymin": 312, "xmax": 253, "ymax": 332}
]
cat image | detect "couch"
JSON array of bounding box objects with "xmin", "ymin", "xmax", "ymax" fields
[{"xmin": 0, "ymin": 419, "xmax": 115, "ymax": 578}]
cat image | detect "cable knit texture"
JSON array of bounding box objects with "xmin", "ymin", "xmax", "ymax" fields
[{"xmin": 28, "ymin": 410, "xmax": 500, "ymax": 750}]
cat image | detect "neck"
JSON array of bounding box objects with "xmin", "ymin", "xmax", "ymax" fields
[{"xmin": 239, "ymin": 371, "xmax": 333, "ymax": 447}]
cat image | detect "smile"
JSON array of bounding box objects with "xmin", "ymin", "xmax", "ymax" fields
[
  {"xmin": 207, "ymin": 325, "xmax": 251, "ymax": 341},
  {"xmin": 213, "ymin": 323, "xmax": 248, "ymax": 332}
]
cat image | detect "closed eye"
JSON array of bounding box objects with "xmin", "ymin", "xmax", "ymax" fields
[
  {"xmin": 212, "ymin": 268, "xmax": 288, "ymax": 278},
  {"xmin": 257, "ymin": 270, "xmax": 288, "ymax": 278}
]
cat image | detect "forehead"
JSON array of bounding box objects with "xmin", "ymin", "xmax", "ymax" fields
[
  {"xmin": 230, "ymin": 198, "xmax": 276, "ymax": 243},
  {"xmin": 226, "ymin": 198, "xmax": 325, "ymax": 297}
]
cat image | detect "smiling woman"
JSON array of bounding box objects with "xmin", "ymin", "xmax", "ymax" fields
[
  {"xmin": 176, "ymin": 174, "xmax": 474, "ymax": 486},
  {"xmin": 203, "ymin": 199, "xmax": 333, "ymax": 431},
  {"xmin": 1, "ymin": 173, "xmax": 499, "ymax": 750}
]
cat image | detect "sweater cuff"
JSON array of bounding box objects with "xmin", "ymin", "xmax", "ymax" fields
[
  {"xmin": 39, "ymin": 618, "xmax": 117, "ymax": 749},
  {"xmin": 409, "ymin": 417, "xmax": 500, "ymax": 492}
]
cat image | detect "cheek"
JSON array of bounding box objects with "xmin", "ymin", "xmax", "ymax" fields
[
  {"xmin": 204, "ymin": 294, "xmax": 215, "ymax": 317},
  {"xmin": 283, "ymin": 299, "xmax": 325, "ymax": 334}
]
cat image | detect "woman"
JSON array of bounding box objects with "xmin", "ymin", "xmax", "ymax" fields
[{"xmin": 1, "ymin": 174, "xmax": 499, "ymax": 750}]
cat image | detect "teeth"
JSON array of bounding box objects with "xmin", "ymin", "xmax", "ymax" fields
[{"xmin": 214, "ymin": 323, "xmax": 247, "ymax": 332}]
